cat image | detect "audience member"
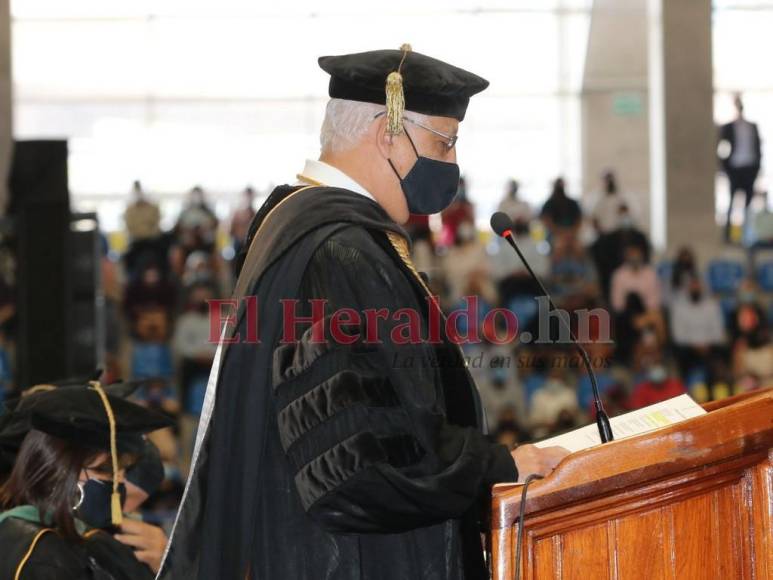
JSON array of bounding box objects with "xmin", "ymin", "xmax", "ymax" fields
[
  {"xmin": 498, "ymin": 179, "xmax": 532, "ymax": 223},
  {"xmin": 589, "ymin": 203, "xmax": 650, "ymax": 301},
  {"xmin": 492, "ymin": 406, "xmax": 532, "ymax": 449},
  {"xmin": 406, "ymin": 213, "xmax": 436, "ymax": 274},
  {"xmin": 529, "ymin": 363, "xmax": 579, "ymax": 438},
  {"xmin": 180, "ymin": 250, "xmax": 220, "ymax": 291},
  {"xmin": 171, "ymin": 186, "xmax": 219, "ymax": 277},
  {"xmin": 475, "ymin": 345, "xmax": 521, "ymax": 427},
  {"xmin": 439, "ymin": 176, "xmax": 475, "ymax": 247},
  {"xmin": 629, "ymin": 362, "xmax": 687, "ymax": 408},
  {"xmin": 548, "ymin": 235, "xmax": 598, "ymax": 310},
  {"xmin": 611, "ymin": 243, "xmax": 661, "ymax": 313},
  {"xmin": 123, "ymin": 263, "xmax": 177, "ymax": 336},
  {"xmin": 731, "ymin": 301, "xmax": 773, "ymax": 390},
  {"xmin": 670, "ymin": 276, "xmax": 727, "ymax": 383},
  {"xmin": 124, "ymin": 181, "xmax": 162, "ymax": 243},
  {"xmin": 442, "ymin": 220, "xmax": 491, "ymax": 306},
  {"xmin": 590, "ymin": 170, "xmax": 635, "ymax": 234},
  {"xmin": 610, "ymin": 243, "xmax": 666, "ymax": 363},
  {"xmin": 669, "ymin": 246, "xmax": 699, "ymax": 300},
  {"xmin": 727, "ymin": 279, "xmax": 768, "ymax": 343},
  {"xmin": 173, "ymin": 282, "xmax": 218, "ymax": 469},
  {"xmin": 540, "ymin": 177, "xmax": 582, "ymax": 244},
  {"xmin": 122, "ymin": 181, "xmax": 172, "ymax": 284}
]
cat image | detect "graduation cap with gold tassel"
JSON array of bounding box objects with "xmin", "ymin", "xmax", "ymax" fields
[
  {"xmin": 1, "ymin": 377, "xmax": 174, "ymax": 527},
  {"xmin": 318, "ymin": 43, "xmax": 490, "ymax": 124}
]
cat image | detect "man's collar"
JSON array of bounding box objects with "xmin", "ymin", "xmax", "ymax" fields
[{"xmin": 296, "ymin": 159, "xmax": 375, "ymax": 202}]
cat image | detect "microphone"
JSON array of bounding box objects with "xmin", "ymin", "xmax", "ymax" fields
[{"xmin": 490, "ymin": 211, "xmax": 614, "ymax": 444}]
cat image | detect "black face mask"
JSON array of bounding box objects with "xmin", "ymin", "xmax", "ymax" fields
[
  {"xmin": 388, "ymin": 129, "xmax": 460, "ymax": 215},
  {"xmin": 75, "ymin": 479, "xmax": 127, "ymax": 530}
]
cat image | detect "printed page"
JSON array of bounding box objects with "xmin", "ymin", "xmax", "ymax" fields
[{"xmin": 533, "ymin": 394, "xmax": 707, "ymax": 453}]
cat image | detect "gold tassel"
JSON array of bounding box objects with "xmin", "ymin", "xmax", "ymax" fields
[
  {"xmin": 89, "ymin": 381, "xmax": 123, "ymax": 527},
  {"xmin": 385, "ymin": 71, "xmax": 405, "ymax": 135},
  {"xmin": 111, "ymin": 492, "xmax": 123, "ymax": 527},
  {"xmin": 385, "ymin": 43, "xmax": 412, "ymax": 135}
]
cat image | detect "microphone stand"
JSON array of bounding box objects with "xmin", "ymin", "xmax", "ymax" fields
[{"xmin": 499, "ymin": 228, "xmax": 614, "ymax": 444}]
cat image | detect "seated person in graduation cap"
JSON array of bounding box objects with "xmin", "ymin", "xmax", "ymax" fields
[
  {"xmin": 0, "ymin": 380, "xmax": 172, "ymax": 580},
  {"xmin": 0, "ymin": 372, "xmax": 142, "ymax": 484},
  {"xmin": 162, "ymin": 45, "xmax": 568, "ymax": 580},
  {"xmin": 0, "ymin": 377, "xmax": 172, "ymax": 575}
]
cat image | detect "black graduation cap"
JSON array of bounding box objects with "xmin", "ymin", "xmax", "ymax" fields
[
  {"xmin": 20, "ymin": 384, "xmax": 170, "ymax": 454},
  {"xmin": 0, "ymin": 381, "xmax": 172, "ymax": 525},
  {"xmin": 0, "ymin": 376, "xmax": 153, "ymax": 455},
  {"xmin": 318, "ymin": 44, "xmax": 489, "ymax": 131}
]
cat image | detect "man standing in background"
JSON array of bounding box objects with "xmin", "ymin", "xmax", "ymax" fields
[{"xmin": 719, "ymin": 94, "xmax": 763, "ymax": 242}]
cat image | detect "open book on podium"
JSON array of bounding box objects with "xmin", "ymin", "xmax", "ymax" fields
[{"xmin": 489, "ymin": 388, "xmax": 773, "ymax": 580}]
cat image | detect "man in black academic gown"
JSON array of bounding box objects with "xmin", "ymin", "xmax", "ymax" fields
[{"xmin": 160, "ymin": 45, "xmax": 568, "ymax": 580}]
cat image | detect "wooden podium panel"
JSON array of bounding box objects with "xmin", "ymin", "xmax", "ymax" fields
[{"xmin": 490, "ymin": 390, "xmax": 773, "ymax": 580}]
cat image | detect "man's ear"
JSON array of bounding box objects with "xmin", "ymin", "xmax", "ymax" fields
[{"xmin": 374, "ymin": 114, "xmax": 394, "ymax": 160}]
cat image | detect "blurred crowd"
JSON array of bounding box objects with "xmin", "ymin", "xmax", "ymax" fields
[
  {"xmin": 0, "ymin": 172, "xmax": 772, "ymax": 534},
  {"xmin": 408, "ymin": 172, "xmax": 772, "ymax": 449}
]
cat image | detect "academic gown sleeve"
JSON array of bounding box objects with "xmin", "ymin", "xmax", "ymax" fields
[{"xmin": 271, "ymin": 226, "xmax": 517, "ymax": 534}]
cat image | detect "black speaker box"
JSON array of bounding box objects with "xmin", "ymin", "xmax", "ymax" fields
[{"xmin": 9, "ymin": 140, "xmax": 71, "ymax": 387}]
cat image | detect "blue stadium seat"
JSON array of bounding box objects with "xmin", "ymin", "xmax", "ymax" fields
[
  {"xmin": 756, "ymin": 261, "xmax": 773, "ymax": 292},
  {"xmin": 685, "ymin": 367, "xmax": 708, "ymax": 387},
  {"xmin": 706, "ymin": 259, "xmax": 745, "ymax": 294}
]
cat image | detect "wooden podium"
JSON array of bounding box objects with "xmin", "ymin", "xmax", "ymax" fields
[{"xmin": 490, "ymin": 389, "xmax": 773, "ymax": 580}]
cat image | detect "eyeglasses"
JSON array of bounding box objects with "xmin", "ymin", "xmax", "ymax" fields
[{"xmin": 373, "ymin": 111, "xmax": 458, "ymax": 151}]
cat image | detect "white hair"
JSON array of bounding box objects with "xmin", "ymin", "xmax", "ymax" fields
[{"xmin": 319, "ymin": 98, "xmax": 429, "ymax": 154}]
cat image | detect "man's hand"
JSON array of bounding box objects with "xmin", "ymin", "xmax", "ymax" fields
[
  {"xmin": 511, "ymin": 444, "xmax": 570, "ymax": 483},
  {"xmin": 114, "ymin": 518, "xmax": 169, "ymax": 574}
]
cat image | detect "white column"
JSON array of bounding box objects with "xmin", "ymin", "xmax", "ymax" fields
[
  {"xmin": 581, "ymin": 0, "xmax": 651, "ymax": 230},
  {"xmin": 648, "ymin": 0, "xmax": 719, "ymax": 258}
]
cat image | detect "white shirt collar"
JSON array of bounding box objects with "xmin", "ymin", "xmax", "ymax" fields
[{"xmin": 296, "ymin": 159, "xmax": 376, "ymax": 202}]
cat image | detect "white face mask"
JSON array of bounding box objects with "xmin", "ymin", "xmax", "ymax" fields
[
  {"xmin": 648, "ymin": 365, "xmax": 667, "ymax": 383},
  {"xmin": 457, "ymin": 223, "xmax": 475, "ymax": 242}
]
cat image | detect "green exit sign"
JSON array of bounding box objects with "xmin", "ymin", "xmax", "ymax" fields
[{"xmin": 613, "ymin": 93, "xmax": 643, "ymax": 117}]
